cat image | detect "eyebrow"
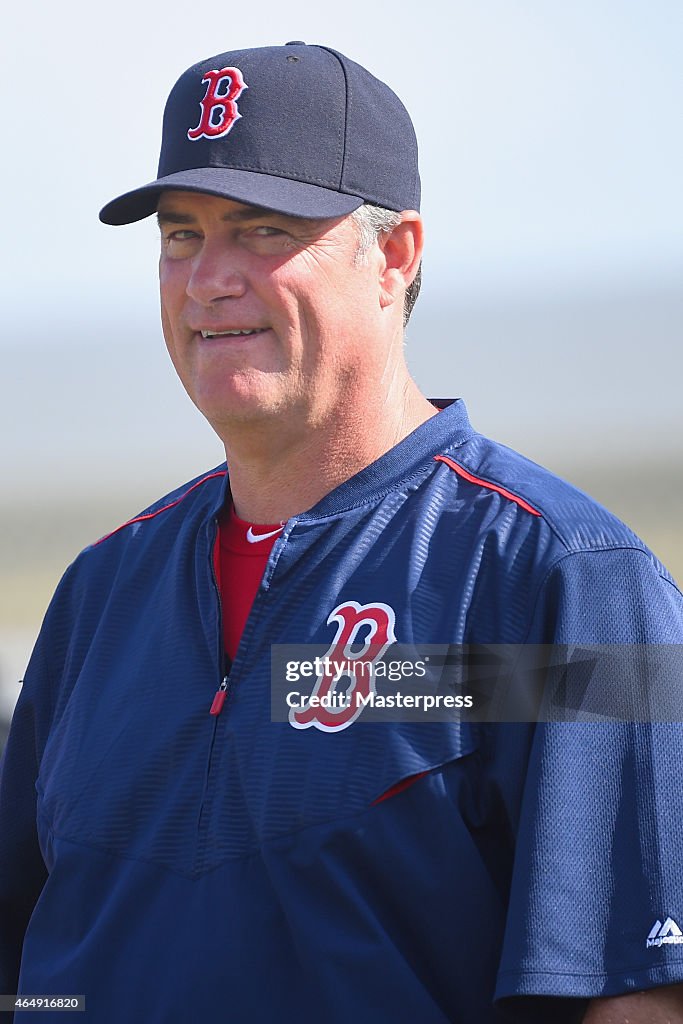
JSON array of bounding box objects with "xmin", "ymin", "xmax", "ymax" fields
[
  {"xmin": 156, "ymin": 204, "xmax": 326, "ymax": 231},
  {"xmin": 156, "ymin": 204, "xmax": 298, "ymax": 227}
]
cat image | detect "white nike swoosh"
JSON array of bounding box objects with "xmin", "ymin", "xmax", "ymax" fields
[{"xmin": 246, "ymin": 525, "xmax": 284, "ymax": 544}]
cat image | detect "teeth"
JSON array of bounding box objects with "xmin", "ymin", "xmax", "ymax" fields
[{"xmin": 200, "ymin": 328, "xmax": 264, "ymax": 339}]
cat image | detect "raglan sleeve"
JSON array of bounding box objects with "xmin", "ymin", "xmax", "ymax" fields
[{"xmin": 494, "ymin": 546, "xmax": 683, "ymax": 1014}]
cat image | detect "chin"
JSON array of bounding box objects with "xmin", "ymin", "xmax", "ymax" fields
[{"xmin": 195, "ymin": 384, "xmax": 288, "ymax": 431}]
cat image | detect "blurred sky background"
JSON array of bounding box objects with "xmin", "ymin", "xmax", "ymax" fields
[{"xmin": 1, "ymin": 0, "xmax": 681, "ymax": 722}]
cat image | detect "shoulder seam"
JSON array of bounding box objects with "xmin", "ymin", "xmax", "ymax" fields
[
  {"xmin": 434, "ymin": 454, "xmax": 542, "ymax": 518},
  {"xmin": 435, "ymin": 447, "xmax": 650, "ymax": 556},
  {"xmin": 93, "ymin": 470, "xmax": 228, "ymax": 546},
  {"xmin": 520, "ymin": 545, "xmax": 671, "ymax": 643},
  {"xmin": 659, "ymin": 572, "xmax": 683, "ymax": 598}
]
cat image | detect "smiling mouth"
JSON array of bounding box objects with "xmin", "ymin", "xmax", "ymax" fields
[{"xmin": 200, "ymin": 328, "xmax": 268, "ymax": 339}]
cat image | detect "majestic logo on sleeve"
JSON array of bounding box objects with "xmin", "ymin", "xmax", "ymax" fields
[
  {"xmin": 646, "ymin": 917, "xmax": 683, "ymax": 948},
  {"xmin": 187, "ymin": 67, "xmax": 248, "ymax": 141},
  {"xmin": 289, "ymin": 601, "xmax": 396, "ymax": 733}
]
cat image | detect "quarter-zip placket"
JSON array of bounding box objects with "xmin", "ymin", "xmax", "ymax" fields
[{"xmin": 209, "ymin": 516, "xmax": 230, "ymax": 716}]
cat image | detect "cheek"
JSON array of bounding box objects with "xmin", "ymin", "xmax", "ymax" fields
[
  {"xmin": 159, "ymin": 307, "xmax": 185, "ymax": 385},
  {"xmin": 159, "ymin": 269, "xmax": 186, "ymax": 345},
  {"xmin": 158, "ymin": 286, "xmax": 188, "ymax": 377},
  {"xmin": 271, "ymin": 268, "xmax": 347, "ymax": 325},
  {"xmin": 159, "ymin": 304, "xmax": 173, "ymax": 348},
  {"xmin": 159, "ymin": 259, "xmax": 186, "ymax": 314}
]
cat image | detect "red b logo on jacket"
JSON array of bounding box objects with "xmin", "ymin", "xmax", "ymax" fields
[
  {"xmin": 289, "ymin": 601, "xmax": 396, "ymax": 732},
  {"xmin": 187, "ymin": 67, "xmax": 248, "ymax": 142}
]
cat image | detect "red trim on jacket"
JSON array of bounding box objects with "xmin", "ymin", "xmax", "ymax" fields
[
  {"xmin": 372, "ymin": 771, "xmax": 430, "ymax": 806},
  {"xmin": 434, "ymin": 455, "xmax": 541, "ymax": 517},
  {"xmin": 95, "ymin": 471, "xmax": 228, "ymax": 545}
]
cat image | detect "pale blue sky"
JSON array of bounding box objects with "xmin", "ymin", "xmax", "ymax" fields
[{"xmin": 1, "ymin": 0, "xmax": 681, "ymax": 319}]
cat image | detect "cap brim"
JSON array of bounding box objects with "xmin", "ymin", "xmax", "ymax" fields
[{"xmin": 99, "ymin": 167, "xmax": 365, "ymax": 225}]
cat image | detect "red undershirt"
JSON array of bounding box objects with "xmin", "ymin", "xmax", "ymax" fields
[
  {"xmin": 214, "ymin": 504, "xmax": 284, "ymax": 663},
  {"xmin": 213, "ymin": 407, "xmax": 447, "ymax": 665}
]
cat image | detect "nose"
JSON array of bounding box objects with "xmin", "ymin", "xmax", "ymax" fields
[{"xmin": 185, "ymin": 238, "xmax": 247, "ymax": 305}]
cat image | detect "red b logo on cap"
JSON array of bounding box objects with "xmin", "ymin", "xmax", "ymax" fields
[{"xmin": 187, "ymin": 67, "xmax": 248, "ymax": 142}]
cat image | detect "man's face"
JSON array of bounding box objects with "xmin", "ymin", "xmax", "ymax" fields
[{"xmin": 158, "ymin": 191, "xmax": 390, "ymax": 438}]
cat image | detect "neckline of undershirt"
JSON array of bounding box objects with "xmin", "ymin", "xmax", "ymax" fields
[{"xmin": 220, "ymin": 504, "xmax": 285, "ymax": 556}]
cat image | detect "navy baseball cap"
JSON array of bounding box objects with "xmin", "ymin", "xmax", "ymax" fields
[{"xmin": 99, "ymin": 42, "xmax": 420, "ymax": 225}]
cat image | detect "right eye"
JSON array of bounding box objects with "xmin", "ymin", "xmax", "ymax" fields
[
  {"xmin": 166, "ymin": 229, "xmax": 199, "ymax": 241},
  {"xmin": 161, "ymin": 229, "xmax": 202, "ymax": 258}
]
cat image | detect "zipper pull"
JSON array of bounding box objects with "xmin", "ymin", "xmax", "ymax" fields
[{"xmin": 210, "ymin": 675, "xmax": 229, "ymax": 716}]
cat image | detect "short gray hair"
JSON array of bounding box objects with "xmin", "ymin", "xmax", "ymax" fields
[{"xmin": 350, "ymin": 204, "xmax": 422, "ymax": 327}]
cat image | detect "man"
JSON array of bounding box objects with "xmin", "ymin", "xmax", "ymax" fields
[{"xmin": 1, "ymin": 42, "xmax": 683, "ymax": 1024}]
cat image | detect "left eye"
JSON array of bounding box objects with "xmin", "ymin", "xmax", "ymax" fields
[{"xmin": 252, "ymin": 226, "xmax": 283, "ymax": 236}]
